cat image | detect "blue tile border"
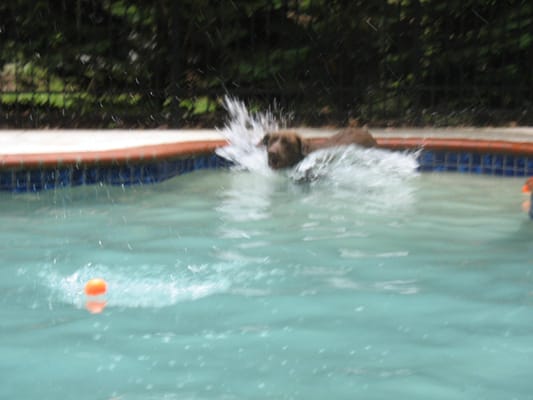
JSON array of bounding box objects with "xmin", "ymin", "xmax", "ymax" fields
[
  {"xmin": 0, "ymin": 154, "xmax": 233, "ymax": 193},
  {"xmin": 1, "ymin": 149, "xmax": 532, "ymax": 192},
  {"xmin": 417, "ymin": 150, "xmax": 533, "ymax": 176}
]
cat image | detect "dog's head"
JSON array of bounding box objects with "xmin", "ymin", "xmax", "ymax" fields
[{"xmin": 260, "ymin": 131, "xmax": 308, "ymax": 170}]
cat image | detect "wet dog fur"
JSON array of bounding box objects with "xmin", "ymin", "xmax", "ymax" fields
[{"xmin": 260, "ymin": 128, "xmax": 377, "ymax": 169}]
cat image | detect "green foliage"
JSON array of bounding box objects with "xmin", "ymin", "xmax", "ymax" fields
[
  {"xmin": 0, "ymin": 0, "xmax": 531, "ymax": 127},
  {"xmin": 178, "ymin": 97, "xmax": 218, "ymax": 117}
]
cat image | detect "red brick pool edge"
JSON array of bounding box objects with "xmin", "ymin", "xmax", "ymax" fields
[
  {"xmin": 377, "ymin": 137, "xmax": 533, "ymax": 156},
  {"xmin": 2, "ymin": 137, "xmax": 533, "ymax": 169}
]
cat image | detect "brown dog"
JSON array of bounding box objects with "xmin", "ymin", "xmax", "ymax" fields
[{"xmin": 260, "ymin": 128, "xmax": 377, "ymax": 169}]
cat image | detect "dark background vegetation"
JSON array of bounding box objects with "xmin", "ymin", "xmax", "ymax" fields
[{"xmin": 1, "ymin": 0, "xmax": 532, "ymax": 128}]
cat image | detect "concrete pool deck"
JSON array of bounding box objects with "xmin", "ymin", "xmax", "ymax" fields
[
  {"xmin": 2, "ymin": 127, "xmax": 533, "ymax": 168},
  {"xmin": 1, "ymin": 127, "xmax": 533, "ymax": 154}
]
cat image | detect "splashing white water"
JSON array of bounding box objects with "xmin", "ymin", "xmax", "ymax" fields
[
  {"xmin": 291, "ymin": 145, "xmax": 420, "ymax": 214},
  {"xmin": 289, "ymin": 145, "xmax": 419, "ymax": 186},
  {"xmin": 40, "ymin": 262, "xmax": 231, "ymax": 309},
  {"xmin": 216, "ymin": 97, "xmax": 288, "ymax": 174},
  {"xmin": 216, "ymin": 96, "xmax": 419, "ymax": 187}
]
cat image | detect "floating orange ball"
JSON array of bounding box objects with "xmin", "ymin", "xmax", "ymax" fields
[
  {"xmin": 523, "ymin": 177, "xmax": 533, "ymax": 193},
  {"xmin": 84, "ymin": 278, "xmax": 107, "ymax": 296}
]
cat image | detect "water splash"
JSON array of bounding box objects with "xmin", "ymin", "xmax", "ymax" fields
[
  {"xmin": 289, "ymin": 145, "xmax": 419, "ymax": 186},
  {"xmin": 215, "ymin": 96, "xmax": 287, "ymax": 174},
  {"xmin": 291, "ymin": 146, "xmax": 420, "ymax": 214},
  {"xmin": 39, "ymin": 253, "xmax": 278, "ymax": 310},
  {"xmin": 217, "ymin": 96, "xmax": 418, "ymax": 177},
  {"xmin": 40, "ymin": 262, "xmax": 231, "ymax": 309},
  {"xmin": 216, "ymin": 97, "xmax": 420, "ymax": 212}
]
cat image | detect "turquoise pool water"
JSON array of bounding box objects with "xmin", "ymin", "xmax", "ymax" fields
[{"xmin": 1, "ymin": 167, "xmax": 532, "ymax": 400}]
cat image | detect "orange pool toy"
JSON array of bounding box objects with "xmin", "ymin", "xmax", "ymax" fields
[
  {"xmin": 84, "ymin": 278, "xmax": 107, "ymax": 296},
  {"xmin": 522, "ymin": 177, "xmax": 533, "ymax": 193}
]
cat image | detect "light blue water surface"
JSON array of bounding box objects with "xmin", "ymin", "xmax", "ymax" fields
[{"xmin": 1, "ymin": 170, "xmax": 532, "ymax": 400}]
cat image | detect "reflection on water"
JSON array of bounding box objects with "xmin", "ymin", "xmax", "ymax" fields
[{"xmin": 215, "ymin": 171, "xmax": 281, "ymax": 222}]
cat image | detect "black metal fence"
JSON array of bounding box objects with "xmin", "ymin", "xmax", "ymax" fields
[{"xmin": 1, "ymin": 0, "xmax": 532, "ymax": 128}]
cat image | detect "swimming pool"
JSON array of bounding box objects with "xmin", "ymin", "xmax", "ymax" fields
[{"xmin": 1, "ymin": 165, "xmax": 532, "ymax": 399}]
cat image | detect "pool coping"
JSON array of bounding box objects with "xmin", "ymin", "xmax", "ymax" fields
[
  {"xmin": 0, "ymin": 140, "xmax": 229, "ymax": 168},
  {"xmin": 3, "ymin": 127, "xmax": 531, "ymax": 214},
  {"xmin": 2, "ymin": 128, "xmax": 533, "ymax": 169}
]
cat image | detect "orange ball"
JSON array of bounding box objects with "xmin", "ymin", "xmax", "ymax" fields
[
  {"xmin": 84, "ymin": 278, "xmax": 107, "ymax": 296},
  {"xmin": 523, "ymin": 177, "xmax": 533, "ymax": 193}
]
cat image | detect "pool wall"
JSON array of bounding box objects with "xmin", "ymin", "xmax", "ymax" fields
[
  {"xmin": 1, "ymin": 137, "xmax": 533, "ymax": 192},
  {"xmin": 379, "ymin": 138, "xmax": 533, "ymax": 176}
]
